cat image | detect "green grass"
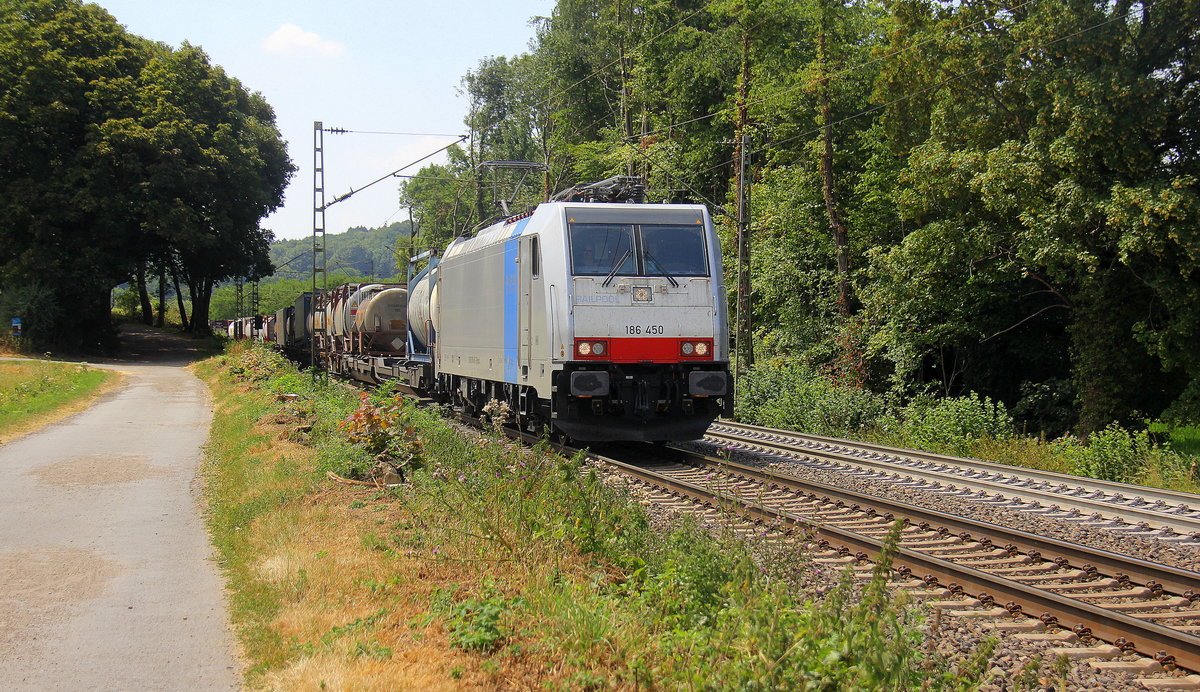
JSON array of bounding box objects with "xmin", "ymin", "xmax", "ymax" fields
[
  {"xmin": 0, "ymin": 360, "xmax": 113, "ymax": 436},
  {"xmin": 194, "ymin": 355, "xmax": 319, "ymax": 677},
  {"xmin": 1150, "ymin": 422, "xmax": 1200, "ymax": 457}
]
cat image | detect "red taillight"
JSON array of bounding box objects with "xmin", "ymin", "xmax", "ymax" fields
[{"xmin": 575, "ymin": 339, "xmax": 609, "ymax": 359}]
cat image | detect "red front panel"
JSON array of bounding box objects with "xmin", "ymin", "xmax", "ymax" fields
[{"xmin": 577, "ymin": 337, "xmax": 713, "ymax": 363}]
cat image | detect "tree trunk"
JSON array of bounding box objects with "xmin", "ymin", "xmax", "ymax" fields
[
  {"xmin": 169, "ymin": 265, "xmax": 189, "ymax": 331},
  {"xmin": 618, "ymin": 0, "xmax": 635, "ymax": 176},
  {"xmin": 188, "ymin": 279, "xmax": 213, "ymax": 334},
  {"xmin": 135, "ymin": 263, "xmax": 153, "ymax": 325},
  {"xmin": 155, "ymin": 263, "xmax": 166, "ymax": 327},
  {"xmin": 733, "ymin": 25, "xmax": 755, "ymax": 376},
  {"xmin": 817, "ymin": 28, "xmax": 852, "ymax": 316}
]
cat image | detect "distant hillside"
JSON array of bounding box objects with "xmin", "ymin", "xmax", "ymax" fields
[
  {"xmin": 269, "ymin": 221, "xmax": 413, "ymax": 282},
  {"xmin": 209, "ymin": 221, "xmax": 414, "ymax": 320}
]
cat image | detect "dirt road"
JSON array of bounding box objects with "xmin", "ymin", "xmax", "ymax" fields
[{"xmin": 0, "ymin": 325, "xmax": 239, "ymax": 690}]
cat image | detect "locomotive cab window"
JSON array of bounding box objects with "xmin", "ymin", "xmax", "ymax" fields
[
  {"xmin": 530, "ymin": 236, "xmax": 540, "ymax": 278},
  {"xmin": 641, "ymin": 224, "xmax": 708, "ymax": 277},
  {"xmin": 569, "ymin": 222, "xmax": 708, "ymax": 277},
  {"xmin": 570, "ymin": 224, "xmax": 635, "ymax": 275}
]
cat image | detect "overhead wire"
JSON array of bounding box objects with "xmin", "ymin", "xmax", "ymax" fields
[
  {"xmin": 326, "ymin": 128, "xmax": 466, "ymax": 137},
  {"xmin": 323, "ymin": 135, "xmax": 468, "ymax": 210}
]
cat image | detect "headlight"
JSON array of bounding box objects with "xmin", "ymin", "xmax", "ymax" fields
[
  {"xmin": 575, "ymin": 340, "xmax": 608, "ymax": 358},
  {"xmin": 695, "ymin": 342, "xmax": 709, "ymax": 356}
]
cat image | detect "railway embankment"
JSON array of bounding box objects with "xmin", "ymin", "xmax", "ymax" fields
[
  {"xmin": 204, "ymin": 342, "xmax": 1200, "ymax": 690},
  {"xmin": 202, "ymin": 343, "xmax": 993, "ymax": 689}
]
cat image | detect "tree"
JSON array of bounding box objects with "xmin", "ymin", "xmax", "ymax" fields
[
  {"xmin": 0, "ymin": 0, "xmax": 148, "ymax": 349},
  {"xmin": 869, "ymin": 0, "xmax": 1200, "ymax": 430},
  {"xmin": 100, "ymin": 42, "xmax": 293, "ymax": 333},
  {"xmin": 0, "ymin": 1, "xmax": 292, "ymax": 347}
]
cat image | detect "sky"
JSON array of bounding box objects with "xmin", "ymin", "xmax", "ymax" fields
[{"xmin": 90, "ymin": 0, "xmax": 556, "ymax": 240}]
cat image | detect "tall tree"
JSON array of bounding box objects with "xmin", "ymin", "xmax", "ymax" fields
[
  {"xmin": 0, "ymin": 0, "xmax": 148, "ymax": 349},
  {"xmin": 101, "ymin": 42, "xmax": 293, "ymax": 332}
]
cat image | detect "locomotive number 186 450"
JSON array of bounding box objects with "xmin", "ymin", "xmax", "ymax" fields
[{"xmin": 625, "ymin": 325, "xmax": 664, "ymax": 335}]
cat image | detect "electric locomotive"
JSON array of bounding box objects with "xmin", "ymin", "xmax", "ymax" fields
[{"xmin": 412, "ymin": 177, "xmax": 730, "ymax": 441}]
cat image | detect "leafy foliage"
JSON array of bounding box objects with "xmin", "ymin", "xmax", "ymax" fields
[
  {"xmin": 0, "ymin": 0, "xmax": 292, "ymax": 347},
  {"xmin": 338, "ymin": 391, "xmax": 423, "ymax": 471},
  {"xmin": 736, "ymin": 361, "xmax": 890, "ymax": 436},
  {"xmin": 435, "ymin": 590, "xmax": 524, "ymax": 653},
  {"xmin": 1052, "ymin": 423, "xmax": 1153, "ymax": 484},
  {"xmin": 896, "ymin": 393, "xmax": 1014, "ymax": 457}
]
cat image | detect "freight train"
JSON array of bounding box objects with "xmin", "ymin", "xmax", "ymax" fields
[{"xmin": 243, "ymin": 177, "xmax": 732, "ymax": 442}]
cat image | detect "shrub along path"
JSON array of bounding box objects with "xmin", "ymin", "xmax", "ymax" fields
[{"xmin": 0, "ymin": 324, "xmax": 238, "ymax": 690}]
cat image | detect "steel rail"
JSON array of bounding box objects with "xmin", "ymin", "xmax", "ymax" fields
[
  {"xmin": 591, "ymin": 451, "xmax": 1200, "ymax": 672},
  {"xmin": 704, "ymin": 427, "xmax": 1200, "ymax": 536},
  {"xmin": 661, "ymin": 446, "xmax": 1200, "ymax": 599},
  {"xmin": 718, "ymin": 420, "xmax": 1200, "ymax": 512}
]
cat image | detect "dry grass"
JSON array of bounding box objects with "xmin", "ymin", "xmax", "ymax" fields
[{"xmin": 202, "ymin": 377, "xmax": 569, "ymax": 690}]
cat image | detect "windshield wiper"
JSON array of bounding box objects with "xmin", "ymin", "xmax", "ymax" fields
[
  {"xmin": 601, "ymin": 249, "xmax": 632, "ymax": 287},
  {"xmin": 643, "ymin": 249, "xmax": 679, "ymax": 287}
]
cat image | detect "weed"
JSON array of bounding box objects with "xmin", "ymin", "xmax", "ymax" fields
[
  {"xmin": 360, "ymin": 532, "xmax": 389, "ymax": 552},
  {"xmin": 1053, "ymin": 423, "xmax": 1151, "ymax": 483},
  {"xmin": 338, "ymin": 391, "xmax": 424, "ymax": 478},
  {"xmin": 352, "ymin": 640, "xmax": 393, "ymax": 660},
  {"xmin": 437, "ymin": 592, "xmax": 524, "ymax": 653}
]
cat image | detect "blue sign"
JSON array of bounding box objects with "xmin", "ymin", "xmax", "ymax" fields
[{"xmin": 11, "ymin": 317, "xmax": 21, "ymax": 337}]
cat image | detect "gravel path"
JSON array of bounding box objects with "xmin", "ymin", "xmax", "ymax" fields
[{"xmin": 0, "ymin": 325, "xmax": 239, "ymax": 691}]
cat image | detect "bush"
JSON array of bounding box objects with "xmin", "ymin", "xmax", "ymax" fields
[
  {"xmin": 1052, "ymin": 423, "xmax": 1152, "ymax": 483},
  {"xmin": 111, "ymin": 287, "xmax": 142, "ymax": 320},
  {"xmin": 0, "ymin": 283, "xmax": 61, "ymax": 349},
  {"xmin": 736, "ymin": 362, "xmax": 890, "ymax": 436},
  {"xmin": 895, "ymin": 393, "xmax": 1014, "ymax": 457},
  {"xmin": 227, "ymin": 344, "xmax": 289, "ymax": 382}
]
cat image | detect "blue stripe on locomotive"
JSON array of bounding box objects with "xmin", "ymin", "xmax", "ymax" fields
[{"xmin": 502, "ymin": 217, "xmax": 531, "ymax": 383}]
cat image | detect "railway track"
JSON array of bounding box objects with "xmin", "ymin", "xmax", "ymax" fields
[
  {"xmin": 551, "ymin": 438, "xmax": 1200, "ymax": 679},
  {"xmin": 703, "ymin": 421, "xmax": 1200, "ymax": 541},
  {"xmin": 452, "ymin": 403, "xmax": 1200, "ymax": 682}
]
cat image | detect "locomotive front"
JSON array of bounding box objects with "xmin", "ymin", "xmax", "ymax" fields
[{"xmin": 555, "ymin": 202, "xmax": 731, "ymax": 441}]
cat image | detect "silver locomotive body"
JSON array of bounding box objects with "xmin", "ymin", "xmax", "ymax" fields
[{"xmin": 423, "ymin": 200, "xmax": 731, "ymax": 441}]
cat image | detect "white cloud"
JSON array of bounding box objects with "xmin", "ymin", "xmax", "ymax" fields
[{"xmin": 262, "ymin": 24, "xmax": 345, "ymax": 58}]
